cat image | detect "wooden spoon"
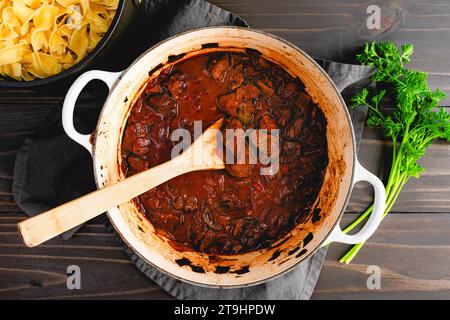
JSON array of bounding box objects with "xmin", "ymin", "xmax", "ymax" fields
[{"xmin": 18, "ymin": 119, "xmax": 225, "ymax": 247}]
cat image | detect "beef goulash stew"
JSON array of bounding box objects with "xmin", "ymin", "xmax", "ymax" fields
[{"xmin": 120, "ymin": 51, "xmax": 328, "ymax": 255}]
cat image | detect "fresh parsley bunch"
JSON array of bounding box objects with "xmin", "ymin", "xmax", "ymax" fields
[{"xmin": 340, "ymin": 42, "xmax": 450, "ymax": 263}]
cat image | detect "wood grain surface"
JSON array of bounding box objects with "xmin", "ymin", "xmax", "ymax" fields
[
  {"xmin": 1, "ymin": 213, "xmax": 449, "ymax": 299},
  {"xmin": 0, "ymin": 0, "xmax": 450, "ymax": 299}
]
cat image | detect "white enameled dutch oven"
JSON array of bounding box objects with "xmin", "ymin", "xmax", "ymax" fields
[{"xmin": 62, "ymin": 27, "xmax": 386, "ymax": 288}]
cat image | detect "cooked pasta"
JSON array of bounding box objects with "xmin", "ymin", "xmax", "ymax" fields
[{"xmin": 0, "ymin": 0, "xmax": 118, "ymax": 81}]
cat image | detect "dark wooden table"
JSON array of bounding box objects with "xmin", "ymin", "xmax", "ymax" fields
[{"xmin": 1, "ymin": 0, "xmax": 450, "ymax": 299}]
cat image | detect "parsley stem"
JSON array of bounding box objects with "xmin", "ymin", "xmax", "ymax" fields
[
  {"xmin": 339, "ymin": 172, "xmax": 409, "ymax": 264},
  {"xmin": 339, "ymin": 139, "xmax": 404, "ymax": 246},
  {"xmin": 342, "ymin": 204, "xmax": 374, "ymax": 234}
]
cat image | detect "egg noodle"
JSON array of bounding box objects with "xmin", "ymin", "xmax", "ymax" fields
[{"xmin": 0, "ymin": 0, "xmax": 118, "ymax": 81}]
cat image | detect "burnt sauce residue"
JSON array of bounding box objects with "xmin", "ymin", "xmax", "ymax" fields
[{"xmin": 121, "ymin": 51, "xmax": 328, "ymax": 255}]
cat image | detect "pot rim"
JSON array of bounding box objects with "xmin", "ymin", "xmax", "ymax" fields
[{"xmin": 93, "ymin": 26, "xmax": 357, "ymax": 288}]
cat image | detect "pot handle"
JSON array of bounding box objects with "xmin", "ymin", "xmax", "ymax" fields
[
  {"xmin": 62, "ymin": 70, "xmax": 122, "ymax": 154},
  {"xmin": 325, "ymin": 160, "xmax": 386, "ymax": 244}
]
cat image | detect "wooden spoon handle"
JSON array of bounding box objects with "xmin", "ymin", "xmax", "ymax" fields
[{"xmin": 18, "ymin": 158, "xmax": 189, "ymax": 247}]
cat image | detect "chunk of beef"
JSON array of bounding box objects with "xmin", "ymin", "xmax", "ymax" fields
[
  {"xmin": 149, "ymin": 121, "xmax": 169, "ymax": 142},
  {"xmin": 201, "ymin": 208, "xmax": 224, "ymax": 231},
  {"xmin": 171, "ymin": 196, "xmax": 183, "ymax": 210},
  {"xmin": 273, "ymin": 107, "xmax": 292, "ymax": 126},
  {"xmin": 285, "ymin": 116, "xmax": 305, "ymax": 140},
  {"xmin": 255, "ymin": 98, "xmax": 269, "ymax": 112},
  {"xmin": 235, "ymin": 101, "xmax": 255, "ymax": 125},
  {"xmin": 184, "ymin": 196, "xmax": 198, "ymax": 212},
  {"xmin": 145, "ymin": 92, "xmax": 177, "ymax": 119},
  {"xmin": 228, "ymin": 64, "xmax": 245, "ymax": 91},
  {"xmin": 293, "ymin": 91, "xmax": 311, "ymax": 109},
  {"xmin": 226, "ymin": 155, "xmax": 253, "ymax": 178},
  {"xmin": 223, "ymin": 116, "xmax": 244, "ymax": 131},
  {"xmin": 257, "ymin": 78, "xmax": 275, "ymax": 96},
  {"xmin": 122, "ymin": 122, "xmax": 148, "ymax": 152},
  {"xmin": 171, "ymin": 194, "xmax": 198, "ymax": 212},
  {"xmin": 167, "ymin": 70, "xmax": 187, "ymax": 97},
  {"xmin": 217, "ymin": 92, "xmax": 235, "ymax": 110},
  {"xmin": 258, "ymin": 56, "xmax": 271, "ymax": 69},
  {"xmin": 257, "ymin": 115, "xmax": 278, "ymax": 157},
  {"xmin": 236, "ymin": 83, "xmax": 261, "ymax": 101},
  {"xmin": 209, "ymin": 55, "xmax": 230, "ymax": 83},
  {"xmin": 244, "ymin": 64, "xmax": 259, "ymax": 79},
  {"xmin": 282, "ymin": 140, "xmax": 301, "ymax": 155},
  {"xmin": 218, "ymin": 93, "xmax": 255, "ymax": 125},
  {"xmin": 155, "ymin": 211, "xmax": 179, "ymax": 229},
  {"xmin": 279, "ymin": 82, "xmax": 298, "ymax": 97},
  {"xmin": 267, "ymin": 95, "xmax": 284, "ymax": 108},
  {"xmin": 126, "ymin": 154, "xmax": 149, "ymax": 172},
  {"xmin": 132, "ymin": 137, "xmax": 151, "ymax": 156},
  {"xmin": 259, "ymin": 114, "xmax": 278, "ymax": 130},
  {"xmin": 230, "ymin": 53, "xmax": 250, "ymax": 66},
  {"xmin": 222, "ymin": 119, "xmax": 253, "ymax": 178}
]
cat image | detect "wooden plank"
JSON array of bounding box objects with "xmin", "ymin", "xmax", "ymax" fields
[
  {"xmin": 348, "ymin": 127, "xmax": 450, "ymax": 213},
  {"xmin": 211, "ymin": 0, "xmax": 450, "ymax": 104},
  {"xmin": 0, "ymin": 213, "xmax": 171, "ymax": 300},
  {"xmin": 313, "ymin": 213, "xmax": 450, "ymax": 299},
  {"xmin": 1, "ymin": 212, "xmax": 449, "ymax": 299}
]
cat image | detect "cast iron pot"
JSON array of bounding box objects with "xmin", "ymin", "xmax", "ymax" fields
[
  {"xmin": 62, "ymin": 27, "xmax": 386, "ymax": 288},
  {"xmin": 0, "ymin": 0, "xmax": 139, "ymax": 88}
]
